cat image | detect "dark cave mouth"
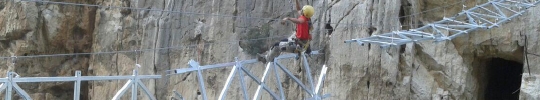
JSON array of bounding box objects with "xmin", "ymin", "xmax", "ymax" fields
[{"xmin": 483, "ymin": 58, "xmax": 523, "ymax": 100}]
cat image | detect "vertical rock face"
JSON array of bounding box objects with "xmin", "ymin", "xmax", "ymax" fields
[
  {"xmin": 0, "ymin": 0, "xmax": 96, "ymax": 99},
  {"xmin": 1, "ymin": 0, "xmax": 540, "ymax": 100}
]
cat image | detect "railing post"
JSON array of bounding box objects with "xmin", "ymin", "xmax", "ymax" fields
[
  {"xmin": 74, "ymin": 71, "xmax": 82, "ymax": 100},
  {"xmin": 189, "ymin": 60, "xmax": 207, "ymax": 100},
  {"xmin": 132, "ymin": 70, "xmax": 138, "ymax": 100},
  {"xmin": 5, "ymin": 72, "xmax": 12, "ymax": 100}
]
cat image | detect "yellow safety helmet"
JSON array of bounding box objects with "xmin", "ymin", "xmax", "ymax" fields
[{"xmin": 302, "ymin": 5, "xmax": 315, "ymax": 18}]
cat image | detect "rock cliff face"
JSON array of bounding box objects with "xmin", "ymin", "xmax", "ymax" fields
[{"xmin": 1, "ymin": 0, "xmax": 539, "ymax": 100}]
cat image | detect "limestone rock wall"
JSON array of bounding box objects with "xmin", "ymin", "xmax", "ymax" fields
[{"xmin": 1, "ymin": 0, "xmax": 540, "ymax": 100}]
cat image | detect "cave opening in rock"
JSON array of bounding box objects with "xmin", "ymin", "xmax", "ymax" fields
[{"xmin": 484, "ymin": 58, "xmax": 522, "ymax": 100}]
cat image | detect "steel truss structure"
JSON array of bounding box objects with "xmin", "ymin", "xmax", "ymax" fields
[
  {"xmin": 0, "ymin": 68, "xmax": 161, "ymax": 100},
  {"xmin": 166, "ymin": 51, "xmax": 329, "ymax": 100},
  {"xmin": 0, "ymin": 51, "xmax": 326, "ymax": 100},
  {"xmin": 345, "ymin": 0, "xmax": 540, "ymax": 48}
]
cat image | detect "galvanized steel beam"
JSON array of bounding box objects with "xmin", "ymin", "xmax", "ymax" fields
[{"xmin": 345, "ymin": 0, "xmax": 540, "ymax": 48}]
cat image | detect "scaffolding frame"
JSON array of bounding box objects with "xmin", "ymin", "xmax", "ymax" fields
[
  {"xmin": 345, "ymin": 0, "xmax": 540, "ymax": 48},
  {"xmin": 0, "ymin": 69, "xmax": 161, "ymax": 100},
  {"xmin": 166, "ymin": 51, "xmax": 330, "ymax": 100}
]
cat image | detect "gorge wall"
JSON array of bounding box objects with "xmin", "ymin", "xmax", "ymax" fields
[{"xmin": 1, "ymin": 0, "xmax": 539, "ymax": 99}]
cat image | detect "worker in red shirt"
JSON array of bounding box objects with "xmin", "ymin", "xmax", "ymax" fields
[
  {"xmin": 282, "ymin": 0, "xmax": 314, "ymax": 56},
  {"xmin": 256, "ymin": 0, "xmax": 314, "ymax": 63}
]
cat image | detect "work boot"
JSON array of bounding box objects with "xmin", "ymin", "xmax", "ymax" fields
[
  {"xmin": 256, "ymin": 53, "xmax": 267, "ymax": 64},
  {"xmin": 305, "ymin": 46, "xmax": 312, "ymax": 54},
  {"xmin": 307, "ymin": 46, "xmax": 313, "ymax": 58}
]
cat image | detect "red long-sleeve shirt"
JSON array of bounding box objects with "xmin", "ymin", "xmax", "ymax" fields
[{"xmin": 296, "ymin": 15, "xmax": 311, "ymax": 40}]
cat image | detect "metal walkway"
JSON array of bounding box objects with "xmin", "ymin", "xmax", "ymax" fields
[
  {"xmin": 345, "ymin": 0, "xmax": 540, "ymax": 48},
  {"xmin": 166, "ymin": 51, "xmax": 328, "ymax": 100},
  {"xmin": 0, "ymin": 68, "xmax": 161, "ymax": 100},
  {"xmin": 5, "ymin": 0, "xmax": 329, "ymax": 99},
  {"xmin": 0, "ymin": 51, "xmax": 327, "ymax": 100}
]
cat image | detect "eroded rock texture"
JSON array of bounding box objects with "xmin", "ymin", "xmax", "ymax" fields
[{"xmin": 0, "ymin": 0, "xmax": 539, "ymax": 100}]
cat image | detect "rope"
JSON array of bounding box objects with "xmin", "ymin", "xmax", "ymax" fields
[
  {"xmin": 0, "ymin": 34, "xmax": 292, "ymax": 59},
  {"xmin": 523, "ymin": 33, "xmax": 531, "ymax": 75},
  {"xmin": 5, "ymin": 0, "xmax": 470, "ymax": 59},
  {"xmin": 0, "ymin": 23, "xmax": 431, "ymax": 59},
  {"xmin": 20, "ymin": 0, "xmax": 465, "ymax": 26}
]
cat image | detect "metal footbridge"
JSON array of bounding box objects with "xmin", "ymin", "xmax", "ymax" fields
[
  {"xmin": 0, "ymin": 52, "xmax": 327, "ymax": 100},
  {"xmin": 345, "ymin": 0, "xmax": 540, "ymax": 48},
  {"xmin": 166, "ymin": 52, "xmax": 328, "ymax": 100}
]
